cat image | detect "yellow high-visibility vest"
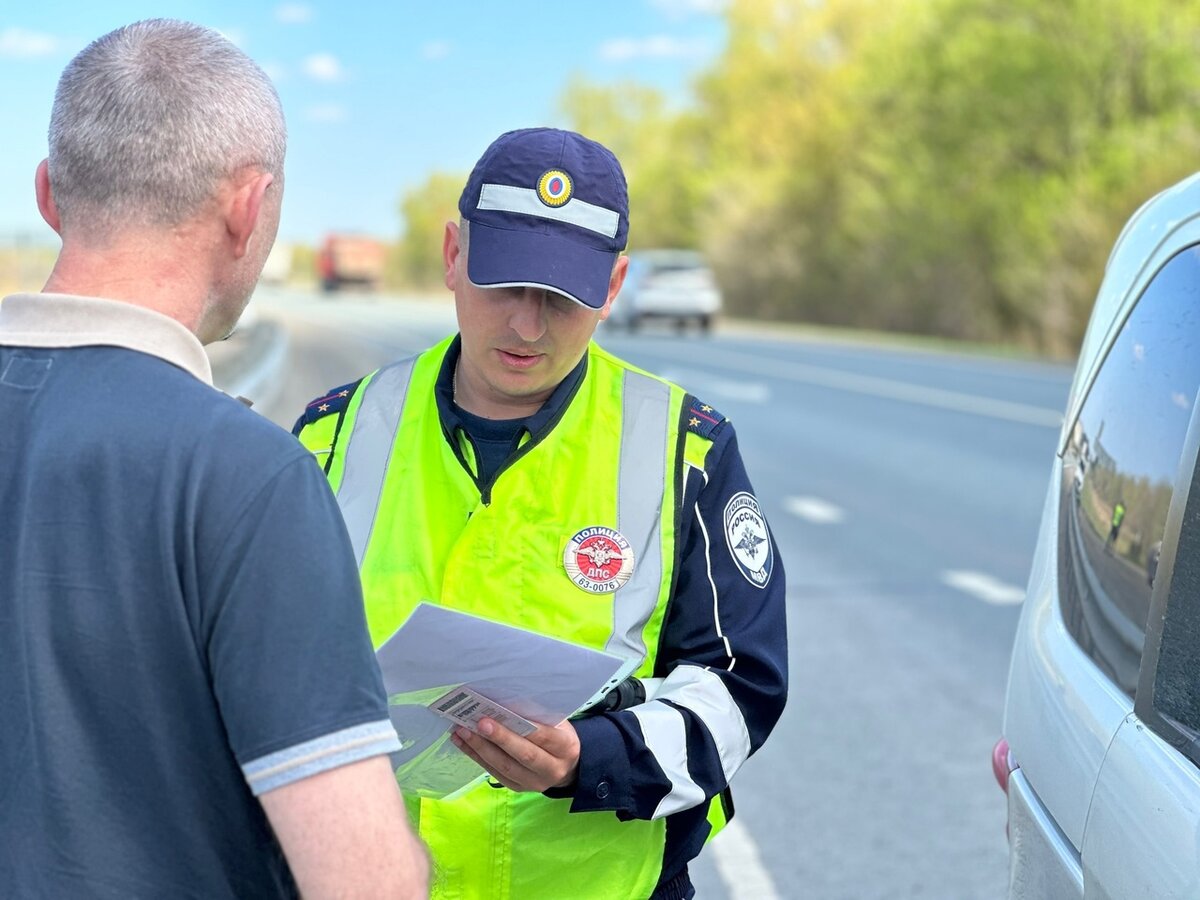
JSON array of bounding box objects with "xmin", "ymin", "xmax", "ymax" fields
[{"xmin": 299, "ymin": 336, "xmax": 723, "ymax": 899}]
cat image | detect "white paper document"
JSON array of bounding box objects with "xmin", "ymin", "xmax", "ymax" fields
[{"xmin": 375, "ymin": 602, "xmax": 639, "ymax": 799}]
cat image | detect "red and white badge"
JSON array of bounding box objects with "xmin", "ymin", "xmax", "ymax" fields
[{"xmin": 563, "ymin": 526, "xmax": 635, "ymax": 593}]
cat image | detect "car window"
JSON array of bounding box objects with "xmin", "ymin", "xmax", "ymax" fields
[
  {"xmin": 648, "ymin": 258, "xmax": 705, "ymax": 274},
  {"xmin": 1058, "ymin": 245, "xmax": 1200, "ymax": 697},
  {"xmin": 637, "ymin": 252, "xmax": 707, "ymax": 274}
]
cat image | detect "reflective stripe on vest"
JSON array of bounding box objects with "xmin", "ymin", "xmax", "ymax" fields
[
  {"xmin": 609, "ymin": 368, "xmax": 671, "ymax": 661},
  {"xmin": 336, "ymin": 352, "xmax": 674, "ymax": 664},
  {"xmin": 316, "ymin": 341, "xmax": 717, "ymax": 898},
  {"xmin": 334, "ymin": 357, "xmax": 416, "ymax": 567}
]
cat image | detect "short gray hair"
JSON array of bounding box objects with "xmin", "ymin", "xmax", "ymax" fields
[{"xmin": 48, "ymin": 19, "xmax": 286, "ymax": 231}]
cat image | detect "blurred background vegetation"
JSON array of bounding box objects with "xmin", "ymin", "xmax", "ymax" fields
[
  {"xmin": 393, "ymin": 0, "xmax": 1200, "ymax": 358},
  {"xmin": 4, "ymin": 0, "xmax": 1196, "ymax": 360}
]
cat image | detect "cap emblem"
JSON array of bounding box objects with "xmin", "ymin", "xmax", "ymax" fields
[
  {"xmin": 563, "ymin": 526, "xmax": 634, "ymax": 593},
  {"xmin": 537, "ymin": 169, "xmax": 573, "ymax": 208}
]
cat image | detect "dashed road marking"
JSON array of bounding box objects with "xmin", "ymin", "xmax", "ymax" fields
[
  {"xmin": 785, "ymin": 496, "xmax": 845, "ymax": 524},
  {"xmin": 712, "ymin": 818, "xmax": 781, "ymax": 900},
  {"xmin": 941, "ymin": 570, "xmax": 1025, "ymax": 605}
]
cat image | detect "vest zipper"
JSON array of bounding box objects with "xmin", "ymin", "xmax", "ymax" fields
[{"xmin": 448, "ymin": 356, "xmax": 587, "ymax": 507}]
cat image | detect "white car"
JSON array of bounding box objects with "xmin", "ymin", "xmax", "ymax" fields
[
  {"xmin": 995, "ymin": 171, "xmax": 1200, "ymax": 898},
  {"xmin": 608, "ymin": 250, "xmax": 722, "ymax": 333}
]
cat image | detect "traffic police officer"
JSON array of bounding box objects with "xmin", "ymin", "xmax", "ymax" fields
[{"xmin": 294, "ymin": 127, "xmax": 788, "ymax": 899}]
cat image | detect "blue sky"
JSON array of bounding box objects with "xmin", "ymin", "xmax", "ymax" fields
[{"xmin": 0, "ymin": 2, "xmax": 725, "ymax": 246}]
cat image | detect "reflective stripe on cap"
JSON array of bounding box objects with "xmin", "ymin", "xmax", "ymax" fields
[{"xmin": 477, "ymin": 183, "xmax": 621, "ymax": 238}]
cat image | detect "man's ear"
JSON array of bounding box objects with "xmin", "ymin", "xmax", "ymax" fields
[
  {"xmin": 443, "ymin": 221, "xmax": 461, "ymax": 291},
  {"xmin": 225, "ymin": 170, "xmax": 275, "ymax": 259},
  {"xmin": 35, "ymin": 159, "xmax": 62, "ymax": 234},
  {"xmin": 598, "ymin": 254, "xmax": 629, "ymax": 321}
]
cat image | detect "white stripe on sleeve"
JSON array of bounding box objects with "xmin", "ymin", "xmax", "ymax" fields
[
  {"xmin": 242, "ymin": 719, "xmax": 400, "ymax": 796},
  {"xmin": 630, "ymin": 664, "xmax": 753, "ymax": 818}
]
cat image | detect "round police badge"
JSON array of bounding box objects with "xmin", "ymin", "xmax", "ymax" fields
[
  {"xmin": 724, "ymin": 492, "xmax": 773, "ymax": 588},
  {"xmin": 537, "ymin": 168, "xmax": 573, "ymax": 207},
  {"xmin": 563, "ymin": 526, "xmax": 635, "ymax": 593}
]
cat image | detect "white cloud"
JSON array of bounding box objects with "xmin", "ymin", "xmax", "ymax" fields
[
  {"xmin": 303, "ymin": 52, "xmax": 345, "ymax": 82},
  {"xmin": 422, "ymin": 40, "xmax": 452, "ymax": 61},
  {"xmin": 0, "ymin": 26, "xmax": 60, "ymax": 58},
  {"xmin": 306, "ymin": 104, "xmax": 346, "ymax": 123},
  {"xmin": 1173, "ymin": 391, "xmax": 1192, "ymax": 411},
  {"xmin": 651, "ymin": 0, "xmax": 728, "ymax": 18},
  {"xmin": 1133, "ymin": 342, "xmax": 1146, "ymax": 362},
  {"xmin": 276, "ymin": 3, "xmax": 314, "ymax": 24},
  {"xmin": 599, "ymin": 35, "xmax": 710, "ymax": 62}
]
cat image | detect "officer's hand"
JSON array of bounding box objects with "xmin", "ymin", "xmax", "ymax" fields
[{"xmin": 450, "ymin": 718, "xmax": 580, "ymax": 793}]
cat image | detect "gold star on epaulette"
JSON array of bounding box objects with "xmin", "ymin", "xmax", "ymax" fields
[
  {"xmin": 338, "ymin": 390, "xmax": 349, "ymax": 397},
  {"xmin": 701, "ymin": 405, "xmax": 714, "ymax": 413},
  {"xmin": 318, "ymin": 403, "xmax": 330, "ymax": 412},
  {"xmin": 689, "ymin": 416, "xmax": 701, "ymax": 427}
]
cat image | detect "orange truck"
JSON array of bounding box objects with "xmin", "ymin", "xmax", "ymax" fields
[{"xmin": 316, "ymin": 234, "xmax": 387, "ymax": 292}]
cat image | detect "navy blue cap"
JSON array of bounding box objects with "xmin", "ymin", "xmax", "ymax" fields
[{"xmin": 458, "ymin": 127, "xmax": 630, "ymax": 310}]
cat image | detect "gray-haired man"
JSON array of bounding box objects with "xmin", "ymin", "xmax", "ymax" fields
[{"xmin": 0, "ymin": 19, "xmax": 426, "ymax": 898}]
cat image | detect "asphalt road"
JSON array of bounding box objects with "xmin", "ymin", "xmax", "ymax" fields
[{"xmin": 226, "ymin": 286, "xmax": 1074, "ymax": 899}]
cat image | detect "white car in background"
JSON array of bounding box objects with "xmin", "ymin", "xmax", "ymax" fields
[
  {"xmin": 608, "ymin": 250, "xmax": 722, "ymax": 333},
  {"xmin": 995, "ymin": 171, "xmax": 1200, "ymax": 898}
]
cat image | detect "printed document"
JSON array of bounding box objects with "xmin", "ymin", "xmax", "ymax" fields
[{"xmin": 376, "ymin": 602, "xmax": 639, "ymax": 799}]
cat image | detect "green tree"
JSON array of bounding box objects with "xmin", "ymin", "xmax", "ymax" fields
[
  {"xmin": 395, "ymin": 0, "xmax": 1200, "ymax": 351},
  {"xmin": 690, "ymin": 0, "xmax": 1200, "ymax": 350},
  {"xmin": 558, "ymin": 78, "xmax": 706, "ymax": 250},
  {"xmin": 850, "ymin": 0, "xmax": 1200, "ymax": 352},
  {"xmin": 391, "ymin": 172, "xmax": 464, "ymax": 289}
]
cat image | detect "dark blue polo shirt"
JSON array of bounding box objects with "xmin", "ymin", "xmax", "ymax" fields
[{"xmin": 0, "ymin": 294, "xmax": 399, "ymax": 899}]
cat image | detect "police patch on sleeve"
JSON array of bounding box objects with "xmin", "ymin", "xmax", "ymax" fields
[
  {"xmin": 563, "ymin": 526, "xmax": 635, "ymax": 593},
  {"xmin": 724, "ymin": 492, "xmax": 774, "ymax": 588}
]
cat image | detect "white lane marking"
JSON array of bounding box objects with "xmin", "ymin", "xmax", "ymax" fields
[
  {"xmin": 785, "ymin": 495, "xmax": 845, "ymax": 524},
  {"xmin": 941, "ymin": 570, "xmax": 1025, "ymax": 605},
  {"xmin": 657, "ymin": 347, "xmax": 1062, "ymax": 428},
  {"xmin": 712, "ymin": 818, "xmax": 781, "ymax": 900},
  {"xmin": 659, "ymin": 368, "xmax": 770, "ymax": 404}
]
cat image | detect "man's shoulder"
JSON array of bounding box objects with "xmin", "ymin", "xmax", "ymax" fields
[
  {"xmin": 87, "ymin": 351, "xmax": 312, "ymax": 475},
  {"xmin": 292, "ymin": 378, "xmax": 365, "ymax": 435},
  {"xmin": 52, "ymin": 346, "xmax": 248, "ymax": 432},
  {"xmin": 585, "ymin": 345, "xmax": 732, "ymax": 442},
  {"xmin": 681, "ymin": 395, "xmax": 730, "ymax": 443}
]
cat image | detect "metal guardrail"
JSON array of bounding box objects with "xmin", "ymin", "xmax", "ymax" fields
[{"xmin": 207, "ymin": 319, "xmax": 289, "ymax": 413}]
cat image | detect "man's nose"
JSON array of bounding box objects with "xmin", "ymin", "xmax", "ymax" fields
[{"xmin": 509, "ymin": 288, "xmax": 549, "ymax": 342}]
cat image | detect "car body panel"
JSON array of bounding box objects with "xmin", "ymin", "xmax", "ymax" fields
[
  {"xmin": 1006, "ymin": 768, "xmax": 1084, "ymax": 899},
  {"xmin": 610, "ymin": 250, "xmax": 721, "ymax": 328},
  {"xmin": 1003, "ymin": 463, "xmax": 1133, "ymax": 855},
  {"xmin": 1002, "ymin": 170, "xmax": 1200, "ymax": 898},
  {"xmin": 1084, "ymin": 714, "xmax": 1200, "ymax": 899}
]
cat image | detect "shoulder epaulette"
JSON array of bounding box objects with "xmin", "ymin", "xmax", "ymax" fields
[
  {"xmin": 683, "ymin": 395, "xmax": 727, "ymax": 440},
  {"xmin": 292, "ymin": 379, "xmax": 363, "ymax": 434}
]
